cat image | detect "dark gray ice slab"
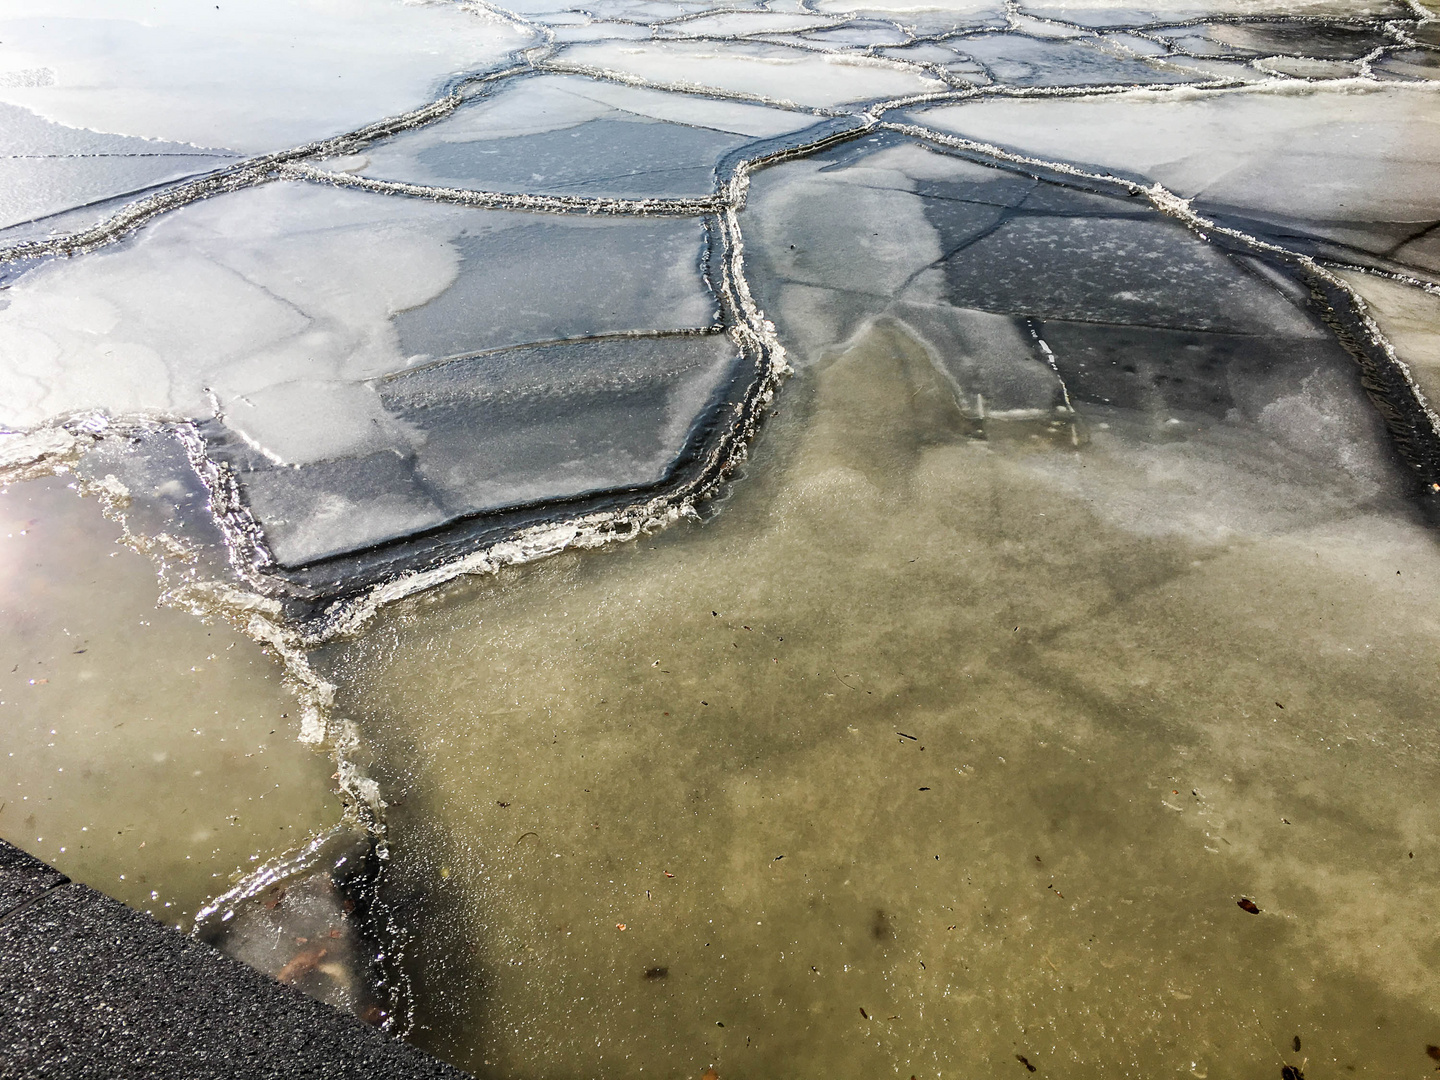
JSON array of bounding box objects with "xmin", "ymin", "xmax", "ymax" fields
[
  {"xmin": 936, "ymin": 212, "xmax": 1319, "ymax": 333},
  {"xmin": 1155, "ymin": 21, "xmax": 1391, "ymax": 58},
  {"xmin": 208, "ymin": 333, "xmax": 746, "ymax": 569},
  {"xmin": 0, "ymin": 102, "xmax": 235, "ymax": 228},
  {"xmin": 1374, "ymin": 48, "xmax": 1440, "ymax": 80},
  {"xmin": 334, "ymin": 73, "xmax": 809, "ymax": 199},
  {"xmin": 1040, "ymin": 321, "xmax": 1339, "ymax": 417},
  {"xmin": 742, "ymin": 129, "xmax": 1395, "ymax": 494},
  {"xmin": 415, "ymin": 118, "xmax": 747, "ymax": 196},
  {"xmin": 360, "ymin": 115, "xmax": 752, "ymax": 199},
  {"xmin": 394, "ymin": 218, "xmax": 718, "ymax": 363},
  {"xmin": 380, "ymin": 334, "xmax": 744, "ymax": 513},
  {"xmin": 232, "ymin": 448, "xmax": 452, "ymax": 568},
  {"xmin": 948, "ymin": 33, "xmax": 1194, "ymax": 84}
]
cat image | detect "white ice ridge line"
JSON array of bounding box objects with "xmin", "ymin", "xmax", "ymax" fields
[
  {"xmin": 280, "ymin": 163, "xmax": 727, "ymax": 216},
  {"xmin": 0, "ymin": 66, "xmax": 528, "ymax": 266},
  {"xmin": 1320, "ymin": 261, "xmax": 1440, "ymax": 298},
  {"xmin": 297, "ymin": 180, "xmax": 789, "ymax": 649},
  {"xmin": 883, "ymin": 117, "xmax": 1440, "ymax": 443},
  {"xmin": 375, "ymin": 327, "xmax": 728, "ymax": 382},
  {"xmin": 192, "ymin": 821, "xmax": 349, "ymax": 928},
  {"xmin": 535, "ymin": 59, "xmax": 829, "ymax": 114},
  {"xmin": 2, "ymin": 43, "xmax": 1420, "ymax": 271}
]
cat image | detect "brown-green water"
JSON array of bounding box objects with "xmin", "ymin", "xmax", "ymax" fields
[
  {"xmin": 0, "ymin": 475, "xmax": 341, "ymax": 924},
  {"xmin": 321, "ymin": 324, "xmax": 1440, "ymax": 1079}
]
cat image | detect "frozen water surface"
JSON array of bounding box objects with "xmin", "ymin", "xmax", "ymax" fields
[
  {"xmin": 336, "ymin": 74, "xmax": 813, "ymax": 199},
  {"xmin": 904, "ymin": 87, "xmax": 1440, "ymax": 271},
  {"xmin": 2, "ymin": 0, "xmax": 1440, "ymax": 1070},
  {"xmin": 0, "ymin": 0, "xmax": 532, "ymax": 152}
]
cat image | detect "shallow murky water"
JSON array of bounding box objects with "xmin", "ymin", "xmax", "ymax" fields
[
  {"xmin": 2, "ymin": 0, "xmax": 1440, "ymax": 1073},
  {"xmin": 0, "ymin": 476, "xmax": 340, "ymax": 924},
  {"xmin": 321, "ymin": 326, "xmax": 1440, "ymax": 1078}
]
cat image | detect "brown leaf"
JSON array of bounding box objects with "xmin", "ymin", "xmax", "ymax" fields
[
  {"xmin": 1238, "ymin": 898, "xmax": 1260, "ymax": 914},
  {"xmin": 277, "ymin": 946, "xmax": 328, "ymax": 984}
]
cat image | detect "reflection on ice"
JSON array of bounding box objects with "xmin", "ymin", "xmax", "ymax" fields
[
  {"xmin": 0, "ymin": 0, "xmax": 531, "ymax": 152},
  {"xmin": 0, "ymin": 102, "xmax": 237, "ymax": 231},
  {"xmin": 0, "ymin": 476, "xmax": 341, "ymax": 923}
]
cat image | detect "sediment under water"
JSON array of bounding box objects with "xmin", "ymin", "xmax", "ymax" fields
[{"xmin": 320, "ymin": 323, "xmax": 1440, "ymax": 1079}]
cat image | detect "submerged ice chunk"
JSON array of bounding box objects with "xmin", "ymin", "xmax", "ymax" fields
[
  {"xmin": 743, "ymin": 124, "xmax": 1371, "ymax": 465},
  {"xmin": 890, "ymin": 302, "xmax": 1067, "ymax": 416}
]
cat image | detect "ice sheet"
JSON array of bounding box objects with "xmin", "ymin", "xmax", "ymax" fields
[
  {"xmin": 948, "ymin": 31, "xmax": 1198, "ymax": 84},
  {"xmin": 0, "ymin": 101, "xmax": 237, "ymax": 229},
  {"xmin": 0, "ymin": 182, "xmax": 716, "ymax": 437},
  {"xmin": 353, "ymin": 104, "xmax": 754, "ymax": 199},
  {"xmin": 207, "ymin": 334, "xmax": 746, "ymax": 567},
  {"xmin": 552, "ymin": 40, "xmax": 946, "ymax": 105},
  {"xmin": 0, "ymin": 0, "xmax": 533, "ymax": 153},
  {"xmin": 904, "ymin": 85, "xmax": 1440, "ymax": 264}
]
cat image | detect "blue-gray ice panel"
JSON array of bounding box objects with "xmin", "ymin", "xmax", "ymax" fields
[
  {"xmin": 367, "ymin": 116, "xmax": 753, "ymax": 199},
  {"xmin": 949, "ymin": 34, "xmax": 1193, "ymax": 85},
  {"xmin": 394, "ymin": 218, "xmax": 719, "ymax": 363},
  {"xmin": 212, "ymin": 333, "xmax": 745, "ymax": 568},
  {"xmin": 0, "ymin": 102, "xmax": 236, "ymax": 228}
]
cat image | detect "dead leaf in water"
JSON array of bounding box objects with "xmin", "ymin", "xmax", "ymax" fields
[{"xmin": 277, "ymin": 946, "xmax": 328, "ymax": 984}]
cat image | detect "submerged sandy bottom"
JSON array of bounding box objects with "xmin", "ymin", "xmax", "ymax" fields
[
  {"xmin": 322, "ymin": 324, "xmax": 1440, "ymax": 1079},
  {"xmin": 0, "ymin": 476, "xmax": 341, "ymax": 924}
]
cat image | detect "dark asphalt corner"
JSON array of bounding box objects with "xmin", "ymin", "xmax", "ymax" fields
[{"xmin": 0, "ymin": 837, "xmax": 471, "ymax": 1080}]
